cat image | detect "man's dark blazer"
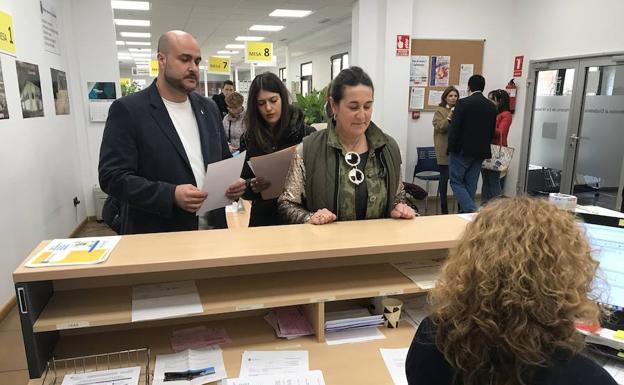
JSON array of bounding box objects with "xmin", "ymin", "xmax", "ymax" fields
[
  {"xmin": 447, "ymin": 91, "xmax": 497, "ymax": 159},
  {"xmin": 99, "ymin": 80, "xmax": 231, "ymax": 234},
  {"xmin": 212, "ymin": 93, "xmax": 227, "ymax": 118}
]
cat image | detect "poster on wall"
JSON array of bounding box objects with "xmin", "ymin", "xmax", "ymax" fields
[
  {"xmin": 410, "ymin": 55, "xmax": 429, "ymax": 86},
  {"xmin": 0, "ymin": 60, "xmax": 9, "ymax": 119},
  {"xmin": 409, "ymin": 86, "xmax": 425, "ymax": 110},
  {"xmin": 88, "ymin": 82, "xmax": 116, "ymax": 122},
  {"xmin": 459, "ymin": 64, "xmax": 474, "ymax": 88},
  {"xmin": 50, "ymin": 68, "xmax": 69, "ymax": 115},
  {"xmin": 430, "ymin": 56, "xmax": 450, "ymax": 87},
  {"xmin": 40, "ymin": 0, "xmax": 61, "ymax": 55},
  {"xmin": 16, "ymin": 61, "xmax": 44, "ymax": 118}
]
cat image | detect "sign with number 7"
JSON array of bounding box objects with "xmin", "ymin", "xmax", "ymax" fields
[{"xmin": 208, "ymin": 56, "xmax": 231, "ymax": 75}]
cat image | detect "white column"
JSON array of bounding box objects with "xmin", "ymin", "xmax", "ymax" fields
[
  {"xmin": 351, "ymin": 0, "xmax": 414, "ymax": 177},
  {"xmin": 234, "ymin": 65, "xmax": 239, "ymax": 90}
]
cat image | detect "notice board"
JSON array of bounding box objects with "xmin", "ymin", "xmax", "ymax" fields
[{"xmin": 410, "ymin": 39, "xmax": 484, "ymax": 111}]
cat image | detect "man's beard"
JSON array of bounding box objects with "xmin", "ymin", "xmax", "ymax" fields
[{"xmin": 164, "ymin": 68, "xmax": 197, "ymax": 94}]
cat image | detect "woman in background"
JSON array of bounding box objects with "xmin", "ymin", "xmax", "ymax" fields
[
  {"xmin": 405, "ymin": 197, "xmax": 615, "ymax": 385},
  {"xmin": 223, "ymin": 92, "xmax": 246, "ymax": 153},
  {"xmin": 432, "ymin": 86, "xmax": 459, "ymax": 214},
  {"xmin": 240, "ymin": 72, "xmax": 315, "ymax": 227},
  {"xmin": 481, "ymin": 89, "xmax": 512, "ymax": 205}
]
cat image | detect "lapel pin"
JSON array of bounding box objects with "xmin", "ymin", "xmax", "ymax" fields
[{"xmin": 201, "ymin": 109, "xmax": 205, "ymax": 115}]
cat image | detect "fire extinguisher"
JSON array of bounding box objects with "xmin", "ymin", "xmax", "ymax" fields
[{"xmin": 506, "ymin": 79, "xmax": 517, "ymax": 113}]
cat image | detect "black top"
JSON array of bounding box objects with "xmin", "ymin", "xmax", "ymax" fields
[
  {"xmin": 405, "ymin": 317, "xmax": 617, "ymax": 385},
  {"xmin": 212, "ymin": 93, "xmax": 227, "ymax": 118},
  {"xmin": 355, "ymin": 152, "xmax": 369, "ymax": 220},
  {"xmin": 447, "ymin": 92, "xmax": 497, "ymax": 159}
]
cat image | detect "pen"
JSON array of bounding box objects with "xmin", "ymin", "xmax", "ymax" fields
[{"xmin": 88, "ymin": 240, "xmax": 99, "ymax": 253}]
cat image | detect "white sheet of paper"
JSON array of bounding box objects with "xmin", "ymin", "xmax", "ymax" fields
[
  {"xmin": 409, "ymin": 87, "xmax": 425, "ymax": 110},
  {"xmin": 456, "ymin": 213, "xmax": 477, "ymax": 221},
  {"xmin": 239, "ymin": 351, "xmax": 309, "ymax": 378},
  {"xmin": 380, "ymin": 348, "xmax": 409, "ymax": 385},
  {"xmin": 198, "ymin": 151, "xmax": 247, "ymax": 215},
  {"xmin": 325, "ymin": 326, "xmax": 386, "ymax": 345},
  {"xmin": 410, "ymin": 56, "xmax": 429, "ymax": 86},
  {"xmin": 153, "ymin": 346, "xmax": 227, "ymax": 385},
  {"xmin": 459, "ymin": 64, "xmax": 474, "ymax": 87},
  {"xmin": 61, "ymin": 366, "xmax": 141, "ymax": 385},
  {"xmin": 227, "ymin": 370, "xmax": 326, "ymax": 385},
  {"xmin": 131, "ymin": 280, "xmax": 203, "ymax": 322},
  {"xmin": 248, "ymin": 146, "xmax": 296, "ymax": 200},
  {"xmin": 428, "ymin": 90, "xmax": 444, "ymax": 107},
  {"xmin": 392, "ymin": 260, "xmax": 442, "ymax": 289}
]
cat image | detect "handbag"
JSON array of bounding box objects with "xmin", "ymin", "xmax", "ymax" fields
[{"xmin": 482, "ymin": 131, "xmax": 514, "ymax": 172}]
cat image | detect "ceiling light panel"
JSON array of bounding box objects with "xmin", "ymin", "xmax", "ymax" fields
[
  {"xmin": 249, "ymin": 25, "xmax": 284, "ymax": 32},
  {"xmin": 235, "ymin": 36, "xmax": 264, "ymax": 41},
  {"xmin": 269, "ymin": 9, "xmax": 312, "ymax": 18},
  {"xmin": 114, "ymin": 19, "xmax": 151, "ymax": 27},
  {"xmin": 225, "ymin": 44, "xmax": 245, "ymax": 49},
  {"xmin": 111, "ymin": 1, "xmax": 150, "ymax": 10},
  {"xmin": 217, "ymin": 50, "xmax": 239, "ymax": 54},
  {"xmin": 125, "ymin": 41, "xmax": 151, "ymax": 46},
  {"xmin": 120, "ymin": 32, "xmax": 151, "ymax": 38}
]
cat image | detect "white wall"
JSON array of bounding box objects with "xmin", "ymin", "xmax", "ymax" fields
[
  {"xmin": 407, "ymin": 0, "xmax": 513, "ymax": 192},
  {"xmin": 288, "ymin": 42, "xmax": 351, "ymax": 94},
  {"xmin": 0, "ymin": 0, "xmax": 86, "ymax": 304}
]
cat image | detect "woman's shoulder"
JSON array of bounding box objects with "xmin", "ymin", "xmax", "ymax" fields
[
  {"xmin": 554, "ymin": 353, "xmax": 618, "ymax": 384},
  {"xmin": 434, "ymin": 105, "xmax": 450, "ymax": 114}
]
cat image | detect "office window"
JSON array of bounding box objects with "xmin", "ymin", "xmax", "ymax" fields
[
  {"xmin": 331, "ymin": 52, "xmax": 349, "ymax": 80},
  {"xmin": 279, "ymin": 67, "xmax": 286, "ymax": 82},
  {"xmin": 300, "ymin": 62, "xmax": 312, "ymax": 96}
]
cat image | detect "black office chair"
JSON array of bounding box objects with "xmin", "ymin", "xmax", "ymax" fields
[{"xmin": 412, "ymin": 146, "xmax": 440, "ymax": 214}]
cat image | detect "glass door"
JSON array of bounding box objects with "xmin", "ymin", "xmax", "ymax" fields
[
  {"xmin": 522, "ymin": 60, "xmax": 579, "ymax": 196},
  {"xmin": 570, "ymin": 60, "xmax": 624, "ymax": 210}
]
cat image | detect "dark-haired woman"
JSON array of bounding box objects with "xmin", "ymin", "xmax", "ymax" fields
[
  {"xmin": 481, "ymin": 89, "xmax": 512, "ymax": 205},
  {"xmin": 240, "ymin": 72, "xmax": 315, "ymax": 227},
  {"xmin": 277, "ymin": 66, "xmax": 415, "ymax": 225},
  {"xmin": 432, "ymin": 86, "xmax": 459, "ymax": 214}
]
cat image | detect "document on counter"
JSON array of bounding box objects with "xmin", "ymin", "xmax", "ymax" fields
[
  {"xmin": 392, "ymin": 259, "xmax": 443, "ymax": 290},
  {"xmin": 325, "ymin": 326, "xmax": 386, "ymax": 345},
  {"xmin": 61, "ymin": 366, "xmax": 140, "ymax": 385},
  {"xmin": 153, "ymin": 346, "xmax": 227, "ymax": 385},
  {"xmin": 26, "ymin": 236, "xmax": 121, "ymax": 267},
  {"xmin": 132, "ymin": 280, "xmax": 203, "ymax": 322},
  {"xmin": 198, "ymin": 151, "xmax": 247, "ymax": 215},
  {"xmin": 239, "ymin": 351, "xmax": 309, "ymax": 377},
  {"xmin": 380, "ymin": 348, "xmax": 409, "ymax": 385},
  {"xmin": 227, "ymin": 370, "xmax": 326, "ymax": 385},
  {"xmin": 248, "ymin": 146, "xmax": 296, "ymax": 200}
]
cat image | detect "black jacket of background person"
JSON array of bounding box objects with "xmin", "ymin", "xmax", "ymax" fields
[
  {"xmin": 99, "ymin": 80, "xmax": 231, "ymax": 234},
  {"xmin": 447, "ymin": 91, "xmax": 497, "ymax": 159},
  {"xmin": 406, "ymin": 317, "xmax": 617, "ymax": 385},
  {"xmin": 212, "ymin": 93, "xmax": 228, "ymax": 118},
  {"xmin": 239, "ymin": 106, "xmax": 315, "ymax": 227}
]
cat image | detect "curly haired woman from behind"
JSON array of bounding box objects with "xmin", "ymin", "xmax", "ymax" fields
[{"xmin": 405, "ymin": 197, "xmax": 616, "ymax": 385}]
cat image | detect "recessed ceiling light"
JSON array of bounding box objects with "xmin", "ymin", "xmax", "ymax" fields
[
  {"xmin": 131, "ymin": 53, "xmax": 152, "ymax": 58},
  {"xmin": 111, "ymin": 1, "xmax": 150, "ymax": 10},
  {"xmin": 125, "ymin": 41, "xmax": 151, "ymax": 46},
  {"xmin": 249, "ymin": 25, "xmax": 284, "ymax": 32},
  {"xmin": 120, "ymin": 32, "xmax": 151, "ymax": 38},
  {"xmin": 116, "ymin": 41, "xmax": 125, "ymax": 45},
  {"xmin": 269, "ymin": 9, "xmax": 312, "ymax": 18},
  {"xmin": 225, "ymin": 44, "xmax": 245, "ymax": 49},
  {"xmin": 235, "ymin": 36, "xmax": 264, "ymax": 42},
  {"xmin": 114, "ymin": 19, "xmax": 150, "ymax": 27},
  {"xmin": 128, "ymin": 48, "xmax": 151, "ymax": 52},
  {"xmin": 217, "ymin": 50, "xmax": 239, "ymax": 54},
  {"xmin": 214, "ymin": 55, "xmax": 231, "ymax": 58}
]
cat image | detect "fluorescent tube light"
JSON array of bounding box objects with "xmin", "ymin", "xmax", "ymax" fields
[
  {"xmin": 116, "ymin": 41, "xmax": 125, "ymax": 46},
  {"xmin": 235, "ymin": 36, "xmax": 265, "ymax": 42},
  {"xmin": 249, "ymin": 25, "xmax": 284, "ymax": 32},
  {"xmin": 128, "ymin": 48, "xmax": 151, "ymax": 52},
  {"xmin": 131, "ymin": 53, "xmax": 152, "ymax": 58},
  {"xmin": 217, "ymin": 50, "xmax": 239, "ymax": 54},
  {"xmin": 111, "ymin": 1, "xmax": 150, "ymax": 11},
  {"xmin": 114, "ymin": 19, "xmax": 151, "ymax": 27},
  {"xmin": 225, "ymin": 44, "xmax": 245, "ymax": 49},
  {"xmin": 120, "ymin": 32, "xmax": 151, "ymax": 38},
  {"xmin": 125, "ymin": 41, "xmax": 151, "ymax": 46},
  {"xmin": 269, "ymin": 9, "xmax": 312, "ymax": 18}
]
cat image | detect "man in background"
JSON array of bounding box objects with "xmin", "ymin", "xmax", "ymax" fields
[
  {"xmin": 448, "ymin": 74, "xmax": 496, "ymax": 213},
  {"xmin": 99, "ymin": 30, "xmax": 245, "ymax": 234},
  {"xmin": 212, "ymin": 80, "xmax": 234, "ymax": 118}
]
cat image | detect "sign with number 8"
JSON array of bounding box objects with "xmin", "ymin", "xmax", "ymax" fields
[{"xmin": 245, "ymin": 42, "xmax": 274, "ymax": 63}]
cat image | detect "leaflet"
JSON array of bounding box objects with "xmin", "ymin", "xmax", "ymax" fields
[{"xmin": 26, "ymin": 236, "xmax": 121, "ymax": 267}]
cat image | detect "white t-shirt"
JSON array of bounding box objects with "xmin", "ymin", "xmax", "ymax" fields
[{"xmin": 162, "ymin": 97, "xmax": 206, "ymax": 190}]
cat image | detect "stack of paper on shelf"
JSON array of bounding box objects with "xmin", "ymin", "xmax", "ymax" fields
[
  {"xmin": 324, "ymin": 308, "xmax": 384, "ymax": 332},
  {"xmin": 399, "ymin": 294, "xmax": 429, "ymax": 328},
  {"xmin": 227, "ymin": 351, "xmax": 325, "ymax": 385},
  {"xmin": 170, "ymin": 325, "xmax": 232, "ymax": 352},
  {"xmin": 264, "ymin": 306, "xmax": 315, "ymax": 339},
  {"xmin": 131, "ymin": 280, "xmax": 204, "ymax": 322},
  {"xmin": 153, "ymin": 346, "xmax": 227, "ymax": 385},
  {"xmin": 61, "ymin": 366, "xmax": 140, "ymax": 385},
  {"xmin": 391, "ymin": 258, "xmax": 444, "ymax": 289}
]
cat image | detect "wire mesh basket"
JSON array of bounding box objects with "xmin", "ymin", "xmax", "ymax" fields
[{"xmin": 40, "ymin": 347, "xmax": 151, "ymax": 385}]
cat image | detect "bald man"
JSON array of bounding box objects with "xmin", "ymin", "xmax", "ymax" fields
[{"xmin": 99, "ymin": 31, "xmax": 245, "ymax": 234}]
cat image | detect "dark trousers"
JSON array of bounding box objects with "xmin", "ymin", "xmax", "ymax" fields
[{"xmin": 438, "ymin": 165, "xmax": 449, "ymax": 214}]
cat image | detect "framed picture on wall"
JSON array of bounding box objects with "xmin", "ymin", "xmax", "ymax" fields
[
  {"xmin": 16, "ymin": 61, "xmax": 44, "ymax": 118},
  {"xmin": 0, "ymin": 60, "xmax": 9, "ymax": 119},
  {"xmin": 51, "ymin": 68, "xmax": 69, "ymax": 115}
]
